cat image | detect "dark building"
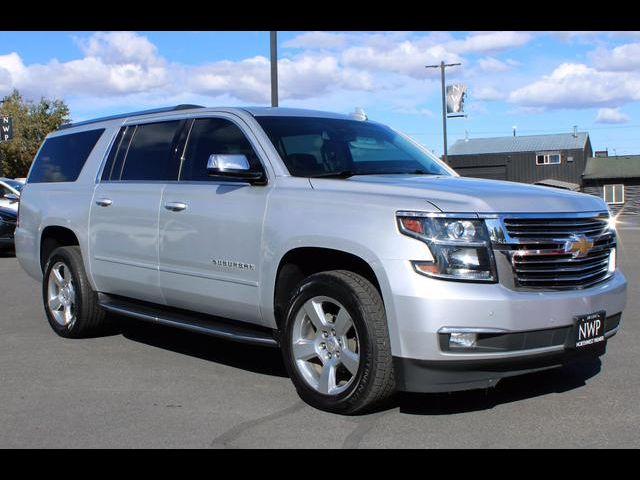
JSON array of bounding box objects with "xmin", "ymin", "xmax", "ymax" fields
[
  {"xmin": 447, "ymin": 131, "xmax": 593, "ymax": 186},
  {"xmin": 582, "ymin": 155, "xmax": 640, "ymax": 216}
]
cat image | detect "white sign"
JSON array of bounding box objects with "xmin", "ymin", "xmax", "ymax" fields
[
  {"xmin": 446, "ymin": 84, "xmax": 467, "ymax": 115},
  {"xmin": 1, "ymin": 116, "xmax": 13, "ymax": 142}
]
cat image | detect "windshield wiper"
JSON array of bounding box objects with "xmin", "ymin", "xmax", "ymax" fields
[{"xmin": 308, "ymin": 169, "xmax": 434, "ymax": 179}]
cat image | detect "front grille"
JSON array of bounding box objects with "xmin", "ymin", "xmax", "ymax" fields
[
  {"xmin": 0, "ymin": 215, "xmax": 16, "ymax": 226},
  {"xmin": 502, "ymin": 215, "xmax": 615, "ymax": 290},
  {"xmin": 504, "ymin": 216, "xmax": 609, "ymax": 238}
]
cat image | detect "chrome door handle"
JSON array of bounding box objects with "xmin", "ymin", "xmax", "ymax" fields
[
  {"xmin": 95, "ymin": 198, "xmax": 113, "ymax": 207},
  {"xmin": 164, "ymin": 202, "xmax": 187, "ymax": 212}
]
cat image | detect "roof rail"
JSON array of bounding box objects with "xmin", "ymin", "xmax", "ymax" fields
[{"xmin": 58, "ymin": 104, "xmax": 205, "ymax": 130}]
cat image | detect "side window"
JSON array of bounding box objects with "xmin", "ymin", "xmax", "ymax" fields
[
  {"xmin": 101, "ymin": 127, "xmax": 126, "ymax": 181},
  {"xmin": 28, "ymin": 129, "xmax": 105, "ymax": 183},
  {"xmin": 119, "ymin": 121, "xmax": 183, "ymax": 181},
  {"xmin": 180, "ymin": 118, "xmax": 263, "ymax": 182}
]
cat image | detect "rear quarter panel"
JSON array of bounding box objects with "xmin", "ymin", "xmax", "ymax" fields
[{"xmin": 15, "ymin": 124, "xmax": 119, "ymax": 286}]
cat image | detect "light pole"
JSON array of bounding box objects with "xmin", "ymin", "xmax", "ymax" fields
[
  {"xmin": 270, "ymin": 31, "xmax": 278, "ymax": 107},
  {"xmin": 425, "ymin": 61, "xmax": 461, "ymax": 164}
]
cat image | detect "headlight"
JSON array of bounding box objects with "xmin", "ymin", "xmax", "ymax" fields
[{"xmin": 397, "ymin": 214, "xmax": 497, "ymax": 282}]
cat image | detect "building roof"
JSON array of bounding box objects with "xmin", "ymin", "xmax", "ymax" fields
[
  {"xmin": 449, "ymin": 132, "xmax": 589, "ymax": 156},
  {"xmin": 583, "ymin": 155, "xmax": 640, "ymax": 180},
  {"xmin": 534, "ymin": 178, "xmax": 581, "ymax": 191}
]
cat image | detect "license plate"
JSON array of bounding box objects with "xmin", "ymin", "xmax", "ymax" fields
[{"xmin": 571, "ymin": 311, "xmax": 606, "ymax": 349}]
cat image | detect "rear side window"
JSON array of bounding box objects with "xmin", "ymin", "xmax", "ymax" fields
[
  {"xmin": 28, "ymin": 129, "xmax": 104, "ymax": 183},
  {"xmin": 118, "ymin": 121, "xmax": 183, "ymax": 181}
]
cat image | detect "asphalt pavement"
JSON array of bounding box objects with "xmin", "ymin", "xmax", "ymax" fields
[{"xmin": 0, "ymin": 227, "xmax": 638, "ymax": 448}]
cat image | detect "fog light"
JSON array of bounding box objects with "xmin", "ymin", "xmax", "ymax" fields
[{"xmin": 450, "ymin": 332, "xmax": 477, "ymax": 349}]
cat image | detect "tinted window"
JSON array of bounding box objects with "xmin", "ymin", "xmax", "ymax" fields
[
  {"xmin": 101, "ymin": 127, "xmax": 126, "ymax": 181},
  {"xmin": 256, "ymin": 116, "xmax": 449, "ymax": 178},
  {"xmin": 180, "ymin": 118, "xmax": 262, "ymax": 181},
  {"xmin": 119, "ymin": 121, "xmax": 183, "ymax": 181},
  {"xmin": 28, "ymin": 129, "xmax": 104, "ymax": 183}
]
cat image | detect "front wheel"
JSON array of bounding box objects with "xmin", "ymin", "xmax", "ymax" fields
[{"xmin": 281, "ymin": 270, "xmax": 395, "ymax": 414}]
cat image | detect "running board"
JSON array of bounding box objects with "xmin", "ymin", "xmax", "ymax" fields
[{"xmin": 98, "ymin": 294, "xmax": 279, "ymax": 348}]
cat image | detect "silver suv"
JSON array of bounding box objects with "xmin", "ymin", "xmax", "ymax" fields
[{"xmin": 15, "ymin": 105, "xmax": 627, "ymax": 414}]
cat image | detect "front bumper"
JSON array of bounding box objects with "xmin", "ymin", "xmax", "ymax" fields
[
  {"xmin": 393, "ymin": 315, "xmax": 618, "ymax": 392},
  {"xmin": 381, "ymin": 258, "xmax": 626, "ymax": 390},
  {"xmin": 384, "ymin": 260, "xmax": 627, "ymax": 359}
]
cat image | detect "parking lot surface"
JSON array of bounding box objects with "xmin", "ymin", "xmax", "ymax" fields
[{"xmin": 0, "ymin": 227, "xmax": 638, "ymax": 448}]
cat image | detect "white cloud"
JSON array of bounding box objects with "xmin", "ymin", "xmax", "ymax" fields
[
  {"xmin": 509, "ymin": 62, "xmax": 640, "ymax": 108},
  {"xmin": 282, "ymin": 32, "xmax": 350, "ymax": 50},
  {"xmin": 0, "ymin": 32, "xmax": 378, "ymax": 105},
  {"xmin": 595, "ymin": 107, "xmax": 630, "ymax": 124},
  {"xmin": 589, "ymin": 42, "xmax": 640, "ymax": 71},
  {"xmin": 477, "ymin": 57, "xmax": 511, "ymax": 72},
  {"xmin": 341, "ymin": 41, "xmax": 462, "ymax": 79},
  {"xmin": 447, "ymin": 31, "xmax": 532, "ymax": 54}
]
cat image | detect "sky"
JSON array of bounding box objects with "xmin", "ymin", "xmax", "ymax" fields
[{"xmin": 2, "ymin": 30, "xmax": 640, "ymax": 155}]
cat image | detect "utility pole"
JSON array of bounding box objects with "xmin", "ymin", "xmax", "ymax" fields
[
  {"xmin": 270, "ymin": 31, "xmax": 279, "ymax": 107},
  {"xmin": 425, "ymin": 61, "xmax": 461, "ymax": 164}
]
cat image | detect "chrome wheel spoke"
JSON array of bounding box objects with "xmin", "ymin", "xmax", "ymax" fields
[
  {"xmin": 52, "ymin": 267, "xmax": 65, "ymax": 287},
  {"xmin": 49, "ymin": 295, "xmax": 63, "ymax": 311},
  {"xmin": 340, "ymin": 348, "xmax": 359, "ymax": 376},
  {"xmin": 304, "ymin": 299, "xmax": 329, "ymax": 331},
  {"xmin": 333, "ymin": 308, "xmax": 353, "ymax": 337},
  {"xmin": 293, "ymin": 339, "xmax": 317, "ymax": 361},
  {"xmin": 63, "ymin": 302, "xmax": 73, "ymax": 325},
  {"xmin": 318, "ymin": 359, "xmax": 337, "ymax": 395}
]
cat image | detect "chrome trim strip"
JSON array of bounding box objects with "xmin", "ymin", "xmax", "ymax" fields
[
  {"xmin": 396, "ymin": 211, "xmax": 478, "ymax": 219},
  {"xmin": 438, "ymin": 327, "xmax": 509, "ymax": 334},
  {"xmin": 158, "ymin": 266, "xmax": 259, "ymax": 287},
  {"xmin": 93, "ymin": 255, "xmax": 156, "ymax": 271}
]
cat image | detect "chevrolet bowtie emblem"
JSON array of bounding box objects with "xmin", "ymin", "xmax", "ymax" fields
[{"xmin": 565, "ymin": 235, "xmax": 594, "ymax": 258}]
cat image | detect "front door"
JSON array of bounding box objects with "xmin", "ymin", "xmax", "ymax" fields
[{"xmin": 159, "ymin": 116, "xmax": 271, "ymax": 325}]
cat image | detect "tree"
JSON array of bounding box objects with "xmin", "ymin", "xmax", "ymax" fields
[{"xmin": 0, "ymin": 89, "xmax": 70, "ymax": 178}]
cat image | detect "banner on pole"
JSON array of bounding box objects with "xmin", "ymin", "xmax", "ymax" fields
[
  {"xmin": 1, "ymin": 116, "xmax": 13, "ymax": 142},
  {"xmin": 446, "ymin": 84, "xmax": 467, "ymax": 115}
]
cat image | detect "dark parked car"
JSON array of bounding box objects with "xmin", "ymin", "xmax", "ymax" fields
[{"xmin": 0, "ymin": 205, "xmax": 17, "ymax": 252}]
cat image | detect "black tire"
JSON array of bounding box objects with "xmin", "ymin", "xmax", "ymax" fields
[
  {"xmin": 42, "ymin": 245, "xmax": 109, "ymax": 338},
  {"xmin": 281, "ymin": 270, "xmax": 396, "ymax": 414}
]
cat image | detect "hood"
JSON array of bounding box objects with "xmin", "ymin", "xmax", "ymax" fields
[{"xmin": 309, "ymin": 174, "xmax": 607, "ymax": 214}]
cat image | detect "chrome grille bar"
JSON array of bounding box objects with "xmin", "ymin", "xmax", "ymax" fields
[{"xmin": 493, "ymin": 213, "xmax": 615, "ymax": 290}]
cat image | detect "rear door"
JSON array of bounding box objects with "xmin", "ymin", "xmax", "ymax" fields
[
  {"xmin": 158, "ymin": 115, "xmax": 272, "ymax": 325},
  {"xmin": 89, "ymin": 119, "xmax": 187, "ymax": 303}
]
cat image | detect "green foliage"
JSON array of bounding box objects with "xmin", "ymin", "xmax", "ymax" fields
[{"xmin": 0, "ymin": 89, "xmax": 70, "ymax": 178}]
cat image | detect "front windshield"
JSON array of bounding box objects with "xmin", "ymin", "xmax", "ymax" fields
[{"xmin": 256, "ymin": 116, "xmax": 451, "ymax": 178}]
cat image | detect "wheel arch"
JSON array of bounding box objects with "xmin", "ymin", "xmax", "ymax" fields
[
  {"xmin": 39, "ymin": 225, "xmax": 81, "ymax": 273},
  {"xmin": 269, "ymin": 244, "xmax": 392, "ymax": 332}
]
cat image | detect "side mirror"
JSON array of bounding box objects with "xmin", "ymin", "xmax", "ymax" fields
[
  {"xmin": 5, "ymin": 193, "xmax": 19, "ymax": 203},
  {"xmin": 206, "ymin": 154, "xmax": 265, "ymax": 184}
]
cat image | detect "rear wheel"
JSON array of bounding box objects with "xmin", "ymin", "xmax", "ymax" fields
[
  {"xmin": 42, "ymin": 246, "xmax": 110, "ymax": 338},
  {"xmin": 282, "ymin": 270, "xmax": 395, "ymax": 414}
]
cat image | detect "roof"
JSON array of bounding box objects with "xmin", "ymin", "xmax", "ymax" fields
[
  {"xmin": 60, "ymin": 105, "xmax": 355, "ymax": 131},
  {"xmin": 241, "ymin": 107, "xmax": 353, "ymax": 120},
  {"xmin": 583, "ymin": 155, "xmax": 640, "ymax": 180},
  {"xmin": 534, "ymin": 178, "xmax": 581, "ymax": 191},
  {"xmin": 449, "ymin": 132, "xmax": 589, "ymax": 156}
]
